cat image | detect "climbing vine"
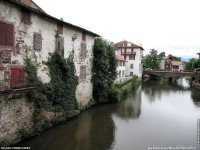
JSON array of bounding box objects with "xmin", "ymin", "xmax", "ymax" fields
[
  {"xmin": 92, "ymin": 37, "xmax": 118, "ymax": 103},
  {"xmin": 43, "ymin": 51, "xmax": 79, "ymax": 112}
]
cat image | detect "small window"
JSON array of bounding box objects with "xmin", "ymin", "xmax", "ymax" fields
[
  {"xmin": 80, "ymin": 66, "xmax": 86, "ymax": 79},
  {"xmin": 130, "ymin": 64, "xmax": 133, "ymax": 69},
  {"xmin": 80, "ymin": 42, "xmax": 87, "ymax": 59},
  {"xmin": 21, "ymin": 9, "xmax": 31, "ymax": 24},
  {"xmin": 34, "ymin": 33, "xmax": 42, "ymax": 50},
  {"xmin": 130, "ymin": 72, "xmax": 133, "ymax": 76},
  {"xmin": 0, "ymin": 21, "xmax": 14, "ymax": 47},
  {"xmin": 11, "ymin": 66, "xmax": 25, "ymax": 88},
  {"xmin": 56, "ymin": 36, "xmax": 64, "ymax": 56},
  {"xmin": 119, "ymin": 70, "xmax": 121, "ymax": 78},
  {"xmin": 82, "ymin": 32, "xmax": 86, "ymax": 41},
  {"xmin": 57, "ymin": 23, "xmax": 63, "ymax": 34},
  {"xmin": 129, "ymin": 55, "xmax": 135, "ymax": 60}
]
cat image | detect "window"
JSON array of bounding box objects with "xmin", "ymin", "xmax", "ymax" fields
[
  {"xmin": 11, "ymin": 66, "xmax": 25, "ymax": 88},
  {"xmin": 124, "ymin": 55, "xmax": 126, "ymax": 60},
  {"xmin": 130, "ymin": 72, "xmax": 133, "ymax": 76},
  {"xmin": 130, "ymin": 64, "xmax": 133, "ymax": 69},
  {"xmin": 123, "ymin": 62, "xmax": 125, "ymax": 66},
  {"xmin": 82, "ymin": 32, "xmax": 86, "ymax": 41},
  {"xmin": 33, "ymin": 33, "xmax": 42, "ymax": 50},
  {"xmin": 57, "ymin": 23, "xmax": 63, "ymax": 34},
  {"xmin": 80, "ymin": 66, "xmax": 86, "ymax": 79},
  {"xmin": 56, "ymin": 36, "xmax": 64, "ymax": 56},
  {"xmin": 21, "ymin": 9, "xmax": 31, "ymax": 24},
  {"xmin": 129, "ymin": 55, "xmax": 135, "ymax": 60},
  {"xmin": 122, "ymin": 71, "xmax": 124, "ymax": 77},
  {"xmin": 80, "ymin": 42, "xmax": 87, "ymax": 59},
  {"xmin": 119, "ymin": 70, "xmax": 121, "ymax": 78},
  {"xmin": 0, "ymin": 21, "xmax": 14, "ymax": 47}
]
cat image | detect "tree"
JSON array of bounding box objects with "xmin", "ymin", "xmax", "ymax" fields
[
  {"xmin": 144, "ymin": 49, "xmax": 160, "ymax": 70},
  {"xmin": 92, "ymin": 37, "xmax": 117, "ymax": 103},
  {"xmin": 185, "ymin": 58, "xmax": 199, "ymax": 71},
  {"xmin": 158, "ymin": 52, "xmax": 166, "ymax": 59},
  {"xmin": 168, "ymin": 54, "xmax": 181, "ymax": 61}
]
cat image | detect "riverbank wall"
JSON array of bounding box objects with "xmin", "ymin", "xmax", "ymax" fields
[
  {"xmin": 0, "ymin": 89, "xmax": 80, "ymax": 146},
  {"xmin": 0, "ymin": 76, "xmax": 141, "ymax": 146},
  {"xmin": 114, "ymin": 76, "xmax": 141, "ymax": 101},
  {"xmin": 192, "ymin": 81, "xmax": 200, "ymax": 90}
]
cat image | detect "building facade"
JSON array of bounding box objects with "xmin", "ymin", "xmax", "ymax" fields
[
  {"xmin": 115, "ymin": 55, "xmax": 126, "ymax": 83},
  {"xmin": 114, "ymin": 41, "xmax": 144, "ymax": 78},
  {"xmin": 0, "ymin": 0, "xmax": 98, "ymax": 108}
]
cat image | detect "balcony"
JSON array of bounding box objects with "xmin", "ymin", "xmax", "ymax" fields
[{"xmin": 121, "ymin": 51, "xmax": 136, "ymax": 55}]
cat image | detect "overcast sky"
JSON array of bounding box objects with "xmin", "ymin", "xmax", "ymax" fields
[{"xmin": 33, "ymin": 0, "xmax": 200, "ymax": 59}]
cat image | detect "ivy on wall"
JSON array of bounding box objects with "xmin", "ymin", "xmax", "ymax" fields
[
  {"xmin": 24, "ymin": 46, "xmax": 78, "ymax": 112},
  {"xmin": 92, "ymin": 37, "xmax": 118, "ymax": 103}
]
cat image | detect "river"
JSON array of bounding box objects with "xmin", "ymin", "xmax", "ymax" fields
[{"xmin": 17, "ymin": 78, "xmax": 200, "ymax": 150}]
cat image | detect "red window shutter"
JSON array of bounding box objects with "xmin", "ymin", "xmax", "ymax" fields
[
  {"xmin": 34, "ymin": 33, "xmax": 42, "ymax": 50},
  {"xmin": 11, "ymin": 67, "xmax": 25, "ymax": 88},
  {"xmin": 0, "ymin": 21, "xmax": 14, "ymax": 47}
]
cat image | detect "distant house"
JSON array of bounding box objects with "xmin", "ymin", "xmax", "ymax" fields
[
  {"xmin": 171, "ymin": 61, "xmax": 183, "ymax": 71},
  {"xmin": 114, "ymin": 41, "xmax": 144, "ymax": 78},
  {"xmin": 115, "ymin": 55, "xmax": 126, "ymax": 83},
  {"xmin": 197, "ymin": 53, "xmax": 200, "ymax": 60},
  {"xmin": 0, "ymin": 0, "xmax": 99, "ymax": 108}
]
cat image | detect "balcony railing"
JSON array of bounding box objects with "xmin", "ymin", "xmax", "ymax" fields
[{"xmin": 121, "ymin": 51, "xmax": 136, "ymax": 55}]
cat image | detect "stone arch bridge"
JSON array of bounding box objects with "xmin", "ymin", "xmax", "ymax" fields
[{"xmin": 143, "ymin": 70, "xmax": 196, "ymax": 81}]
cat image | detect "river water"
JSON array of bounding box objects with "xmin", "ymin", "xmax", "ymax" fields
[{"xmin": 17, "ymin": 78, "xmax": 200, "ymax": 150}]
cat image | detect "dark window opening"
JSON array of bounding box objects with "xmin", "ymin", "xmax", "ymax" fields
[
  {"xmin": 21, "ymin": 9, "xmax": 31, "ymax": 24},
  {"xmin": 80, "ymin": 66, "xmax": 86, "ymax": 79},
  {"xmin": 82, "ymin": 32, "xmax": 86, "ymax": 41},
  {"xmin": 57, "ymin": 23, "xmax": 63, "ymax": 34},
  {"xmin": 0, "ymin": 21, "xmax": 14, "ymax": 47}
]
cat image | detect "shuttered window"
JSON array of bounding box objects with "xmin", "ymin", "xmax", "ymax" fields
[
  {"xmin": 21, "ymin": 9, "xmax": 31, "ymax": 24},
  {"xmin": 0, "ymin": 21, "xmax": 14, "ymax": 47},
  {"xmin": 56, "ymin": 36, "xmax": 64, "ymax": 56},
  {"xmin": 82, "ymin": 32, "xmax": 86, "ymax": 41},
  {"xmin": 80, "ymin": 66, "xmax": 86, "ymax": 79},
  {"xmin": 34, "ymin": 33, "xmax": 42, "ymax": 50},
  {"xmin": 80, "ymin": 42, "xmax": 87, "ymax": 59},
  {"xmin": 11, "ymin": 66, "xmax": 26, "ymax": 88},
  {"xmin": 57, "ymin": 23, "xmax": 63, "ymax": 34}
]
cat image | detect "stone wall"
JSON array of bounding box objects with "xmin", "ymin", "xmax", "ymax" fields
[
  {"xmin": 0, "ymin": 90, "xmax": 81, "ymax": 146},
  {"xmin": 0, "ymin": 0, "xmax": 95, "ymax": 108},
  {"xmin": 0, "ymin": 91, "xmax": 34, "ymax": 145}
]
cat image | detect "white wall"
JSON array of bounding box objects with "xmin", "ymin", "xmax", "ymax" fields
[{"xmin": 0, "ymin": 1, "xmax": 95, "ymax": 109}]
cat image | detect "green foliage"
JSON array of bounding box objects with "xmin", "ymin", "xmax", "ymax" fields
[
  {"xmin": 168, "ymin": 54, "xmax": 181, "ymax": 61},
  {"xmin": 43, "ymin": 51, "xmax": 79, "ymax": 111},
  {"xmin": 158, "ymin": 52, "xmax": 166, "ymax": 58},
  {"xmin": 185, "ymin": 58, "xmax": 200, "ymax": 71},
  {"xmin": 144, "ymin": 49, "xmax": 160, "ymax": 70},
  {"xmin": 92, "ymin": 37, "xmax": 117, "ymax": 103}
]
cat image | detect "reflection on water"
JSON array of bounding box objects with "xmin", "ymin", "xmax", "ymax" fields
[{"xmin": 17, "ymin": 78, "xmax": 200, "ymax": 150}]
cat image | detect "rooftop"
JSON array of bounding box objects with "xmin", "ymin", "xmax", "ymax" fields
[{"xmin": 114, "ymin": 41, "xmax": 144, "ymax": 50}]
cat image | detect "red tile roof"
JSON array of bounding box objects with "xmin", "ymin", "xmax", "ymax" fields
[{"xmin": 114, "ymin": 40, "xmax": 144, "ymax": 50}]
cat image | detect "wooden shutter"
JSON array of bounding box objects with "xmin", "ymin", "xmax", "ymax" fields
[
  {"xmin": 81, "ymin": 42, "xmax": 87, "ymax": 58},
  {"xmin": 0, "ymin": 21, "xmax": 14, "ymax": 47},
  {"xmin": 57, "ymin": 23, "xmax": 63, "ymax": 34},
  {"xmin": 11, "ymin": 66, "xmax": 25, "ymax": 88},
  {"xmin": 34, "ymin": 33, "xmax": 42, "ymax": 50}
]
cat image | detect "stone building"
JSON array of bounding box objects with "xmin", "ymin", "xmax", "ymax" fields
[
  {"xmin": 0, "ymin": 0, "xmax": 99, "ymax": 108},
  {"xmin": 114, "ymin": 41, "xmax": 144, "ymax": 78}
]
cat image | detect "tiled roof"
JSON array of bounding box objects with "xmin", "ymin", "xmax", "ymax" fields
[
  {"xmin": 114, "ymin": 40, "xmax": 144, "ymax": 50},
  {"xmin": 116, "ymin": 55, "xmax": 125, "ymax": 61},
  {"xmin": 3, "ymin": 0, "xmax": 99, "ymax": 37},
  {"xmin": 171, "ymin": 61, "xmax": 182, "ymax": 66}
]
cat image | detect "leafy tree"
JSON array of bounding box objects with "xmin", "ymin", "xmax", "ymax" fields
[
  {"xmin": 185, "ymin": 58, "xmax": 199, "ymax": 71},
  {"xmin": 158, "ymin": 52, "xmax": 166, "ymax": 58},
  {"xmin": 168, "ymin": 54, "xmax": 181, "ymax": 61},
  {"xmin": 144, "ymin": 49, "xmax": 160, "ymax": 70},
  {"xmin": 92, "ymin": 37, "xmax": 117, "ymax": 103}
]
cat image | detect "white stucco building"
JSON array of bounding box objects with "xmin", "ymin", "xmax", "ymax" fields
[
  {"xmin": 114, "ymin": 41, "xmax": 144, "ymax": 78},
  {"xmin": 0, "ymin": 0, "xmax": 99, "ymax": 108},
  {"xmin": 115, "ymin": 55, "xmax": 126, "ymax": 83}
]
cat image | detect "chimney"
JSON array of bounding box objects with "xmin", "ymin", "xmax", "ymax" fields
[{"xmin": 20, "ymin": 0, "xmax": 31, "ymax": 6}]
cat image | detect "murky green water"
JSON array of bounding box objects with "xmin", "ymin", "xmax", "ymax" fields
[{"xmin": 17, "ymin": 78, "xmax": 200, "ymax": 150}]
